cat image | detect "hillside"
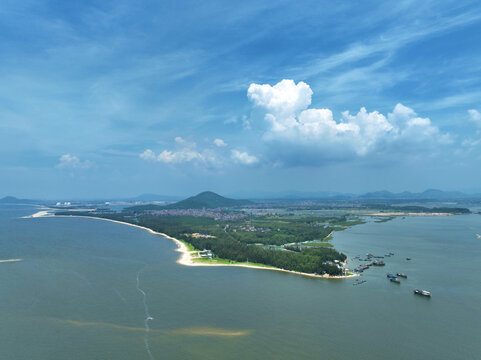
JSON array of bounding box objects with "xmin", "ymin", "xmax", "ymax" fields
[
  {"xmin": 124, "ymin": 191, "xmax": 253, "ymax": 212},
  {"xmin": 0, "ymin": 196, "xmax": 41, "ymax": 204},
  {"xmin": 164, "ymin": 191, "xmax": 253, "ymax": 209}
]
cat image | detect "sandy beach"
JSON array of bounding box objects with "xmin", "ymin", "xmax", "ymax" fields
[
  {"xmin": 23, "ymin": 211, "xmax": 356, "ymax": 279},
  {"xmin": 0, "ymin": 258, "xmax": 23, "ymax": 263},
  {"xmin": 366, "ymin": 212, "xmax": 453, "ymax": 217},
  {"xmin": 22, "ymin": 210, "xmax": 52, "ymax": 218}
]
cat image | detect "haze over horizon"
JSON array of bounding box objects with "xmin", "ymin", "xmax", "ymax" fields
[{"xmin": 2, "ymin": 1, "xmax": 481, "ymax": 198}]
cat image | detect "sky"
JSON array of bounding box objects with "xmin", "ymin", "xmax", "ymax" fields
[{"xmin": 1, "ymin": 0, "xmax": 481, "ymax": 199}]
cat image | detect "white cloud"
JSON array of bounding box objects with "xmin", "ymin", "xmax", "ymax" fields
[
  {"xmin": 157, "ymin": 149, "xmax": 205, "ymax": 163},
  {"xmin": 140, "ymin": 138, "xmax": 220, "ymax": 166},
  {"xmin": 139, "ymin": 149, "xmax": 156, "ymax": 161},
  {"xmin": 248, "ymin": 79, "xmax": 450, "ymax": 165},
  {"xmin": 242, "ymin": 115, "xmax": 252, "ymax": 131},
  {"xmin": 231, "ymin": 150, "xmax": 258, "ymax": 165},
  {"xmin": 57, "ymin": 154, "xmax": 92, "ymax": 169},
  {"xmin": 213, "ymin": 138, "xmax": 227, "ymax": 147},
  {"xmin": 248, "ymin": 79, "xmax": 312, "ymax": 118},
  {"xmin": 140, "ymin": 148, "xmax": 213, "ymax": 164},
  {"xmin": 468, "ymin": 109, "xmax": 481, "ymax": 126}
]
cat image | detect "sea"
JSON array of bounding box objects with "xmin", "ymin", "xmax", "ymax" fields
[{"xmin": 0, "ymin": 204, "xmax": 480, "ymax": 360}]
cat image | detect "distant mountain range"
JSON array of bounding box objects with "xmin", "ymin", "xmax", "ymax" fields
[
  {"xmin": 2, "ymin": 189, "xmax": 481, "ymax": 205},
  {"xmin": 230, "ymin": 189, "xmax": 481, "ymax": 201},
  {"xmin": 0, "ymin": 196, "xmax": 45, "ymax": 204},
  {"xmin": 127, "ymin": 193, "xmax": 184, "ymax": 202}
]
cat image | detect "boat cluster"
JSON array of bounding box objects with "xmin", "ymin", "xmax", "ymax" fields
[
  {"xmin": 351, "ymin": 252, "xmax": 431, "ymax": 297},
  {"xmin": 386, "ymin": 273, "xmax": 406, "ymax": 284},
  {"xmin": 386, "ymin": 273, "xmax": 431, "ymax": 296},
  {"xmin": 353, "ymin": 253, "xmax": 389, "ymax": 273}
]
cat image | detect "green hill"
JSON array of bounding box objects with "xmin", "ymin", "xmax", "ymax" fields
[
  {"xmin": 0, "ymin": 196, "xmax": 42, "ymax": 204},
  {"xmin": 165, "ymin": 191, "xmax": 252, "ymax": 209},
  {"xmin": 125, "ymin": 191, "xmax": 252, "ymax": 212}
]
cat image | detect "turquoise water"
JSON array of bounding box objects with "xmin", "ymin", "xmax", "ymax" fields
[{"xmin": 0, "ymin": 205, "xmax": 480, "ymax": 359}]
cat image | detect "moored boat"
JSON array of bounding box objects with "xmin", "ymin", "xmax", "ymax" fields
[
  {"xmin": 396, "ymin": 273, "xmax": 407, "ymax": 278},
  {"xmin": 414, "ymin": 289, "xmax": 431, "ymax": 297},
  {"xmin": 390, "ymin": 277, "xmax": 401, "ymax": 284},
  {"xmin": 353, "ymin": 279, "xmax": 367, "ymax": 285}
]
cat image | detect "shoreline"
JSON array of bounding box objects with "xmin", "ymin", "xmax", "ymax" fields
[
  {"xmin": 0, "ymin": 258, "xmax": 23, "ymax": 263},
  {"xmin": 23, "ymin": 211, "xmax": 356, "ymax": 279},
  {"xmin": 364, "ymin": 212, "xmax": 454, "ymax": 217}
]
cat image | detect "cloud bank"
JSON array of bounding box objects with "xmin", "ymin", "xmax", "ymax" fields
[
  {"xmin": 140, "ymin": 137, "xmax": 257, "ymax": 167},
  {"xmin": 248, "ymin": 79, "xmax": 450, "ymax": 165},
  {"xmin": 140, "ymin": 138, "xmax": 219, "ymax": 166}
]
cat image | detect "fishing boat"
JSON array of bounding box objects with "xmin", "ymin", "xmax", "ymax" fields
[
  {"xmin": 413, "ymin": 289, "xmax": 431, "ymax": 297},
  {"xmin": 353, "ymin": 279, "xmax": 367, "ymax": 285},
  {"xmin": 396, "ymin": 273, "xmax": 407, "ymax": 278}
]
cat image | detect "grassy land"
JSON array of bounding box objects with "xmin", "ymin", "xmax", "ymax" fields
[
  {"xmin": 181, "ymin": 240, "xmax": 196, "ymax": 251},
  {"xmin": 300, "ymin": 242, "xmax": 333, "ymax": 247}
]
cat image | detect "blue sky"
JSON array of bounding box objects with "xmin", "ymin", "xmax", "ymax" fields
[{"xmin": 1, "ymin": 0, "xmax": 481, "ymax": 198}]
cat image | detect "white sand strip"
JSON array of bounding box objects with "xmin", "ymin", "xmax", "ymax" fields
[
  {"xmin": 0, "ymin": 258, "xmax": 23, "ymax": 263},
  {"xmin": 366, "ymin": 212, "xmax": 452, "ymax": 217},
  {"xmin": 21, "ymin": 210, "xmax": 53, "ymax": 218}
]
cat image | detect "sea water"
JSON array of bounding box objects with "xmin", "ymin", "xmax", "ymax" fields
[{"xmin": 0, "ymin": 204, "xmax": 480, "ymax": 359}]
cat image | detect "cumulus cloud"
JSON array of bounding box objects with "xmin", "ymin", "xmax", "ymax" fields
[
  {"xmin": 140, "ymin": 147, "xmax": 217, "ymax": 165},
  {"xmin": 248, "ymin": 79, "xmax": 312, "ymax": 118},
  {"xmin": 248, "ymin": 79, "xmax": 450, "ymax": 165},
  {"xmin": 139, "ymin": 149, "xmax": 156, "ymax": 161},
  {"xmin": 140, "ymin": 138, "xmax": 224, "ymax": 167},
  {"xmin": 468, "ymin": 109, "xmax": 481, "ymax": 126},
  {"xmin": 57, "ymin": 154, "xmax": 92, "ymax": 169},
  {"xmin": 231, "ymin": 150, "xmax": 259, "ymax": 165},
  {"xmin": 213, "ymin": 138, "xmax": 227, "ymax": 147}
]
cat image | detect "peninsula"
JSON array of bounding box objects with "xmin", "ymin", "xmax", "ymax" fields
[
  {"xmin": 54, "ymin": 191, "xmax": 358, "ymax": 277},
  {"xmin": 43, "ymin": 190, "xmax": 470, "ymax": 278}
]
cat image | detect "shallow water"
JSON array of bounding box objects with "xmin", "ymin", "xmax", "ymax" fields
[{"xmin": 0, "ymin": 205, "xmax": 480, "ymax": 359}]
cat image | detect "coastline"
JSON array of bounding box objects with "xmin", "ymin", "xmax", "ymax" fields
[
  {"xmin": 23, "ymin": 210, "xmax": 356, "ymax": 279},
  {"xmin": 0, "ymin": 258, "xmax": 23, "ymax": 263},
  {"xmin": 364, "ymin": 212, "xmax": 454, "ymax": 217}
]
